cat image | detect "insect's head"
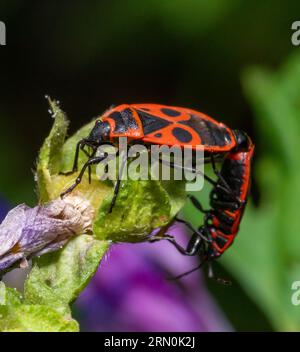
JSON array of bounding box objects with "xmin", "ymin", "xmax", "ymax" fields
[
  {"xmin": 233, "ymin": 129, "xmax": 250, "ymax": 150},
  {"xmin": 86, "ymin": 120, "xmax": 111, "ymax": 146}
]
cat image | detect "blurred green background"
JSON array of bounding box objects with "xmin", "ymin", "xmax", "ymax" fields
[{"xmin": 1, "ymin": 0, "xmax": 300, "ymax": 331}]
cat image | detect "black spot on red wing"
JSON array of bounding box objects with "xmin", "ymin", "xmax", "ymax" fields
[
  {"xmin": 109, "ymin": 108, "xmax": 138, "ymax": 133},
  {"xmin": 136, "ymin": 109, "xmax": 171, "ymax": 135},
  {"xmin": 161, "ymin": 108, "xmax": 181, "ymax": 117},
  {"xmin": 179, "ymin": 115, "xmax": 232, "ymax": 147},
  {"xmin": 121, "ymin": 108, "xmax": 139, "ymax": 130},
  {"xmin": 109, "ymin": 111, "xmax": 125, "ymax": 133},
  {"xmin": 172, "ymin": 127, "xmax": 193, "ymax": 143},
  {"xmin": 154, "ymin": 133, "xmax": 162, "ymax": 138}
]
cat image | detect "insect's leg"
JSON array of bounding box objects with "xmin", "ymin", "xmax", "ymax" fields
[
  {"xmin": 209, "ymin": 198, "xmax": 244, "ymax": 211},
  {"xmin": 169, "ymin": 246, "xmax": 230, "ymax": 283},
  {"xmin": 210, "ymin": 154, "xmax": 243, "ymax": 204},
  {"xmin": 187, "ymin": 194, "xmax": 209, "ymax": 213},
  {"xmin": 158, "ymin": 157, "xmax": 218, "ymax": 187},
  {"xmin": 156, "ymin": 153, "xmax": 233, "ymax": 196},
  {"xmin": 60, "ymin": 155, "xmax": 107, "ymax": 197},
  {"xmin": 210, "ymin": 154, "xmax": 232, "ymax": 193},
  {"xmin": 156, "ymin": 228, "xmax": 206, "ymax": 256},
  {"xmin": 148, "ymin": 225, "xmax": 214, "ymax": 281},
  {"xmin": 170, "ymin": 261, "xmax": 206, "ymax": 280},
  {"xmin": 154, "ymin": 159, "xmax": 214, "ymax": 244},
  {"xmin": 108, "ymin": 150, "xmax": 127, "ymax": 214},
  {"xmin": 148, "ymin": 233, "xmax": 207, "ymax": 280},
  {"xmin": 174, "ymin": 217, "xmax": 212, "ymax": 243},
  {"xmin": 76, "ymin": 144, "xmax": 97, "ymax": 183},
  {"xmin": 168, "ymin": 233, "xmax": 203, "ymax": 256},
  {"xmin": 87, "ymin": 147, "xmax": 97, "ymax": 184},
  {"xmin": 60, "ymin": 139, "xmax": 87, "ymax": 176}
]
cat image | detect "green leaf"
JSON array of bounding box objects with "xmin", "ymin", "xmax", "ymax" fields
[
  {"xmin": 0, "ymin": 304, "xmax": 79, "ymax": 332},
  {"xmin": 37, "ymin": 98, "xmax": 70, "ymax": 202},
  {"xmin": 1, "ymin": 234, "xmax": 108, "ymax": 332},
  {"xmin": 36, "ymin": 99, "xmax": 111, "ymax": 209},
  {"xmin": 0, "ymin": 282, "xmax": 78, "ymax": 332},
  {"xmin": 94, "ymin": 178, "xmax": 186, "ymax": 242},
  {"xmin": 12, "ymin": 98, "xmax": 187, "ymax": 332},
  {"xmin": 0, "ymin": 281, "xmax": 23, "ymax": 307},
  {"xmin": 24, "ymin": 235, "xmax": 109, "ymax": 309},
  {"xmin": 161, "ymin": 179, "xmax": 187, "ymax": 218}
]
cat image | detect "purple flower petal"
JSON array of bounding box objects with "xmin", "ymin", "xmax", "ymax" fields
[
  {"xmin": 0, "ymin": 204, "xmax": 28, "ymax": 257},
  {"xmin": 0, "ymin": 196, "xmax": 94, "ymax": 273}
]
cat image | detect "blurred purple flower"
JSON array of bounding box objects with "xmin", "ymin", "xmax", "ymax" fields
[{"xmin": 76, "ymin": 223, "xmax": 232, "ymax": 332}]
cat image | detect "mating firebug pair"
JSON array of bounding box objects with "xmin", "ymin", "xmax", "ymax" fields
[{"xmin": 61, "ymin": 104, "xmax": 254, "ymax": 277}]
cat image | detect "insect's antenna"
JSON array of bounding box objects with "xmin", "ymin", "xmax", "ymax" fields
[
  {"xmin": 208, "ymin": 262, "xmax": 232, "ymax": 286},
  {"xmin": 214, "ymin": 277, "xmax": 232, "ymax": 286},
  {"xmin": 168, "ymin": 259, "xmax": 206, "ymax": 281}
]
